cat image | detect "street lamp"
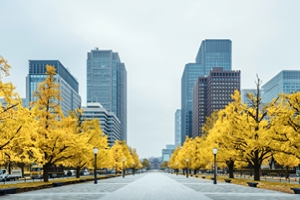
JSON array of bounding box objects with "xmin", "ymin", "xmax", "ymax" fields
[
  {"xmin": 176, "ymin": 162, "xmax": 178, "ymax": 176},
  {"xmin": 122, "ymin": 158, "xmax": 125, "ymax": 178},
  {"xmin": 93, "ymin": 147, "xmax": 98, "ymax": 184},
  {"xmin": 213, "ymin": 147, "xmax": 218, "ymax": 184},
  {"xmin": 132, "ymin": 162, "xmax": 135, "ymax": 176},
  {"xmin": 186, "ymin": 158, "xmax": 189, "ymax": 178}
]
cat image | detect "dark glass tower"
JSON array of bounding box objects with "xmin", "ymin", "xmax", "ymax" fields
[
  {"xmin": 87, "ymin": 48, "xmax": 127, "ymax": 142},
  {"xmin": 192, "ymin": 68, "xmax": 240, "ymax": 137}
]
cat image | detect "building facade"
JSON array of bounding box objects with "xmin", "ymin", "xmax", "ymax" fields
[
  {"xmin": 26, "ymin": 60, "xmax": 81, "ymax": 116},
  {"xmin": 192, "ymin": 68, "xmax": 240, "ymax": 137},
  {"xmin": 196, "ymin": 39, "xmax": 232, "ymax": 75},
  {"xmin": 87, "ymin": 48, "xmax": 127, "ymax": 141},
  {"xmin": 181, "ymin": 39, "xmax": 232, "ymax": 144},
  {"xmin": 174, "ymin": 109, "xmax": 181, "ymax": 147},
  {"xmin": 181, "ymin": 63, "xmax": 203, "ymax": 145},
  {"xmin": 192, "ymin": 77, "xmax": 207, "ymax": 138},
  {"xmin": 262, "ymin": 70, "xmax": 300, "ymax": 104},
  {"xmin": 82, "ymin": 102, "xmax": 121, "ymax": 147},
  {"xmin": 161, "ymin": 144, "xmax": 176, "ymax": 162}
]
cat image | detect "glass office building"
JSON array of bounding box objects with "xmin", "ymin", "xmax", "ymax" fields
[
  {"xmin": 174, "ymin": 109, "xmax": 181, "ymax": 146},
  {"xmin": 181, "ymin": 63, "xmax": 203, "ymax": 145},
  {"xmin": 26, "ymin": 60, "xmax": 81, "ymax": 116},
  {"xmin": 262, "ymin": 70, "xmax": 300, "ymax": 103},
  {"xmin": 181, "ymin": 39, "xmax": 232, "ymax": 144},
  {"xmin": 82, "ymin": 102, "xmax": 121, "ymax": 147},
  {"xmin": 196, "ymin": 39, "xmax": 232, "ymax": 75},
  {"xmin": 87, "ymin": 48, "xmax": 127, "ymax": 141}
]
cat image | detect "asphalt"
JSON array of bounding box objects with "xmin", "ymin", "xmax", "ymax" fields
[{"xmin": 2, "ymin": 172, "xmax": 300, "ymax": 200}]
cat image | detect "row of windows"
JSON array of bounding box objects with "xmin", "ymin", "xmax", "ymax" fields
[
  {"xmin": 209, "ymin": 101, "xmax": 231, "ymax": 105},
  {"xmin": 211, "ymin": 82, "xmax": 240, "ymax": 88},
  {"xmin": 211, "ymin": 78, "xmax": 239, "ymax": 81},
  {"xmin": 211, "ymin": 73, "xmax": 239, "ymax": 76},
  {"xmin": 211, "ymin": 97, "xmax": 231, "ymax": 100},
  {"xmin": 210, "ymin": 86, "xmax": 238, "ymax": 93}
]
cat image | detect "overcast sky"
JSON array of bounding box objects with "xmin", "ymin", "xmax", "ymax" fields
[{"xmin": 1, "ymin": 0, "xmax": 300, "ymax": 159}]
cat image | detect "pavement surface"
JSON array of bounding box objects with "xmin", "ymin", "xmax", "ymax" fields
[{"xmin": 3, "ymin": 172, "xmax": 300, "ymax": 200}]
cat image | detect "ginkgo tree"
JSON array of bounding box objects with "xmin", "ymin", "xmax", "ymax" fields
[
  {"xmin": 30, "ymin": 65, "xmax": 80, "ymax": 182},
  {"xmin": 273, "ymin": 152, "xmax": 300, "ymax": 179},
  {"xmin": 205, "ymin": 84, "xmax": 276, "ymax": 180},
  {"xmin": 0, "ymin": 56, "xmax": 38, "ymax": 175},
  {"xmin": 129, "ymin": 147, "xmax": 142, "ymax": 172},
  {"xmin": 66, "ymin": 108, "xmax": 111, "ymax": 178},
  {"xmin": 204, "ymin": 90, "xmax": 248, "ymax": 178},
  {"xmin": 269, "ymin": 92, "xmax": 300, "ymax": 160},
  {"xmin": 110, "ymin": 140, "xmax": 141, "ymax": 174}
]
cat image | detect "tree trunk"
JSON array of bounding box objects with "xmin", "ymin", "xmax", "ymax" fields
[
  {"xmin": 76, "ymin": 166, "xmax": 80, "ymax": 178},
  {"xmin": 226, "ymin": 160, "xmax": 235, "ymax": 178},
  {"xmin": 254, "ymin": 165, "xmax": 260, "ymax": 181},
  {"xmin": 285, "ymin": 166, "xmax": 289, "ymax": 180},
  {"xmin": 8, "ymin": 161, "xmax": 11, "ymax": 174},
  {"xmin": 21, "ymin": 165, "xmax": 24, "ymax": 178},
  {"xmin": 253, "ymin": 163, "xmax": 260, "ymax": 181},
  {"xmin": 16, "ymin": 162, "xmax": 25, "ymax": 178},
  {"xmin": 43, "ymin": 164, "xmax": 49, "ymax": 182}
]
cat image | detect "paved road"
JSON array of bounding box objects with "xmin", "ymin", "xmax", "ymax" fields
[{"xmin": 3, "ymin": 172, "xmax": 300, "ymax": 200}]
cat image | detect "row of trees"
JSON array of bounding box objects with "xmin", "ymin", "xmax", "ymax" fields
[
  {"xmin": 0, "ymin": 56, "xmax": 142, "ymax": 182},
  {"xmin": 169, "ymin": 77, "xmax": 300, "ymax": 181}
]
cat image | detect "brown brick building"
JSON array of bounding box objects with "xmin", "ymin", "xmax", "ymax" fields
[{"xmin": 192, "ymin": 68, "xmax": 240, "ymax": 137}]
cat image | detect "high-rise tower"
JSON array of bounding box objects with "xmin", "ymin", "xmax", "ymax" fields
[
  {"xmin": 181, "ymin": 63, "xmax": 203, "ymax": 145},
  {"xmin": 87, "ymin": 48, "xmax": 127, "ymax": 141},
  {"xmin": 26, "ymin": 60, "xmax": 81, "ymax": 116},
  {"xmin": 181, "ymin": 39, "xmax": 232, "ymax": 144},
  {"xmin": 174, "ymin": 109, "xmax": 181, "ymax": 146},
  {"xmin": 192, "ymin": 68, "xmax": 240, "ymax": 137},
  {"xmin": 196, "ymin": 39, "xmax": 232, "ymax": 74}
]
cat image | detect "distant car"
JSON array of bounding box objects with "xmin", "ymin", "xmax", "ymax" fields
[
  {"xmin": 66, "ymin": 170, "xmax": 75, "ymax": 176},
  {"xmin": 7, "ymin": 170, "xmax": 22, "ymax": 180},
  {"xmin": 80, "ymin": 170, "xmax": 90, "ymax": 176},
  {"xmin": 0, "ymin": 169, "xmax": 8, "ymax": 181}
]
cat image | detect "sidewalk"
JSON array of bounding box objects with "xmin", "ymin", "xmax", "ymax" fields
[{"xmin": 3, "ymin": 172, "xmax": 300, "ymax": 200}]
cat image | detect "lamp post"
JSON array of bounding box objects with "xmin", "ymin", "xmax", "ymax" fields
[
  {"xmin": 213, "ymin": 147, "xmax": 218, "ymax": 184},
  {"xmin": 186, "ymin": 158, "xmax": 189, "ymax": 178},
  {"xmin": 93, "ymin": 147, "xmax": 98, "ymax": 184},
  {"xmin": 122, "ymin": 158, "xmax": 125, "ymax": 178},
  {"xmin": 176, "ymin": 162, "xmax": 178, "ymax": 176},
  {"xmin": 132, "ymin": 162, "xmax": 135, "ymax": 176}
]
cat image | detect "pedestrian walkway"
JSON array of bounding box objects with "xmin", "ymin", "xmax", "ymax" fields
[{"xmin": 3, "ymin": 172, "xmax": 300, "ymax": 200}]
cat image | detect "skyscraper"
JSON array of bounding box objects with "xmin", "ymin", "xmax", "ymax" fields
[
  {"xmin": 174, "ymin": 109, "xmax": 181, "ymax": 146},
  {"xmin": 26, "ymin": 60, "xmax": 81, "ymax": 116},
  {"xmin": 196, "ymin": 39, "xmax": 232, "ymax": 75},
  {"xmin": 192, "ymin": 68, "xmax": 240, "ymax": 137},
  {"xmin": 87, "ymin": 48, "xmax": 127, "ymax": 141},
  {"xmin": 181, "ymin": 63, "xmax": 203, "ymax": 145},
  {"xmin": 181, "ymin": 39, "xmax": 232, "ymax": 144},
  {"xmin": 262, "ymin": 70, "xmax": 300, "ymax": 104}
]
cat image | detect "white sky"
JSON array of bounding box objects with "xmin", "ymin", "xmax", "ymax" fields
[{"xmin": 1, "ymin": 0, "xmax": 300, "ymax": 159}]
